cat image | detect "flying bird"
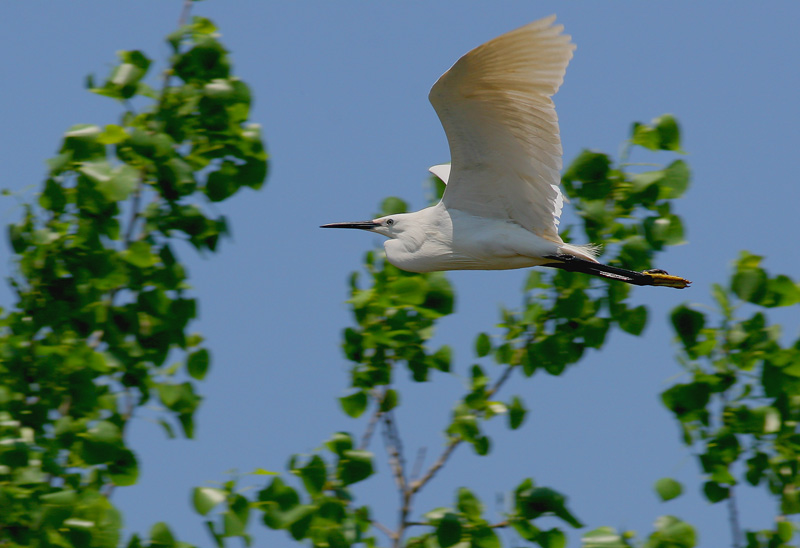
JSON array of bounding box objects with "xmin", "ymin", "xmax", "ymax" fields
[{"xmin": 322, "ymin": 16, "xmax": 690, "ymax": 289}]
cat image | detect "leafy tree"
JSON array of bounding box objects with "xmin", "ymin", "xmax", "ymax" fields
[
  {"xmin": 0, "ymin": 3, "xmax": 266, "ymax": 546},
  {"xmin": 194, "ymin": 115, "xmax": 711, "ymax": 548},
  {"xmin": 3, "ymin": 4, "xmax": 798, "ymax": 547}
]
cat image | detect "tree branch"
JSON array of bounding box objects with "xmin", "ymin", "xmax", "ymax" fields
[{"xmin": 359, "ymin": 390, "xmax": 385, "ymax": 450}]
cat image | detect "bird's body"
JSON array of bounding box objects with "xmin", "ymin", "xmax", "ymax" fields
[
  {"xmin": 379, "ymin": 202, "xmax": 595, "ymax": 273},
  {"xmin": 322, "ymin": 16, "xmax": 691, "ymax": 289}
]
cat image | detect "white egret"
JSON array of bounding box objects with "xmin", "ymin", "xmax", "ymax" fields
[{"xmin": 322, "ymin": 16, "xmax": 690, "ymax": 289}]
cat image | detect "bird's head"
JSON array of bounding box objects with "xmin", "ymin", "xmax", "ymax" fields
[{"xmin": 320, "ymin": 214, "xmax": 407, "ymax": 239}]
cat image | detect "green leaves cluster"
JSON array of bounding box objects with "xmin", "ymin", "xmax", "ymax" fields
[
  {"xmin": 665, "ymin": 253, "xmax": 800, "ymax": 545},
  {"xmin": 256, "ymin": 433, "xmax": 377, "ymax": 547},
  {"xmin": 341, "ymin": 197, "xmax": 455, "ymax": 399},
  {"xmin": 406, "ymin": 482, "xmax": 581, "ymax": 548},
  {"xmin": 563, "ymin": 114, "xmax": 688, "ymax": 260},
  {"xmin": 1, "ymin": 13, "xmax": 266, "ymax": 548},
  {"xmin": 247, "ymin": 117, "xmax": 694, "ymax": 548}
]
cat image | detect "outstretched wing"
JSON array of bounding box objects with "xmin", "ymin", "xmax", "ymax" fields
[{"xmin": 430, "ymin": 16, "xmax": 574, "ymax": 242}]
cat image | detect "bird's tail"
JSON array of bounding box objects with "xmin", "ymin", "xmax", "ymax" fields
[{"xmin": 541, "ymin": 254, "xmax": 691, "ymax": 289}]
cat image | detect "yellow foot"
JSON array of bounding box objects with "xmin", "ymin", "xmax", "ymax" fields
[{"xmin": 644, "ymin": 270, "xmax": 692, "ymax": 289}]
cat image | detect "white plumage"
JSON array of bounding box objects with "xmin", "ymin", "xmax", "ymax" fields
[{"xmin": 322, "ymin": 16, "xmax": 691, "ymax": 289}]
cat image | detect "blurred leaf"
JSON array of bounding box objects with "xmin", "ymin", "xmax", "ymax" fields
[
  {"xmin": 108, "ymin": 448, "xmax": 139, "ymax": 486},
  {"xmin": 475, "ymin": 333, "xmax": 491, "ymax": 357},
  {"xmin": 659, "ymin": 160, "xmax": 690, "ymax": 199},
  {"xmin": 299, "ymin": 455, "xmax": 326, "ymax": 495},
  {"xmin": 380, "ymin": 388, "xmax": 399, "ymax": 412},
  {"xmin": 79, "ymin": 160, "xmax": 139, "ymax": 202},
  {"xmin": 193, "ymin": 487, "xmax": 226, "ymax": 516},
  {"xmin": 661, "ymin": 382, "xmax": 710, "ymax": 418},
  {"xmin": 631, "ymin": 114, "xmax": 683, "ymax": 152},
  {"xmin": 338, "ymin": 450, "xmax": 373, "ymax": 485},
  {"xmin": 339, "ymin": 391, "xmax": 368, "ymax": 418},
  {"xmin": 582, "ymin": 527, "xmax": 631, "ymax": 548},
  {"xmin": 150, "ymin": 522, "xmax": 176, "ymax": 547},
  {"xmin": 508, "ymin": 396, "xmax": 527, "ymax": 430},
  {"xmin": 732, "ymin": 267, "xmax": 768, "ymax": 304},
  {"xmin": 380, "ymin": 197, "xmax": 408, "ymax": 216},
  {"xmin": 647, "ymin": 515, "xmax": 696, "ymax": 547},
  {"xmin": 187, "ymin": 349, "xmax": 210, "ymax": 380},
  {"xmin": 654, "ymin": 478, "xmax": 683, "ymax": 502},
  {"xmin": 538, "ymin": 528, "xmax": 567, "ymax": 548},
  {"xmin": 123, "ymin": 241, "xmax": 158, "ymax": 268},
  {"xmin": 702, "ymin": 481, "xmax": 729, "ymax": 503},
  {"xmin": 436, "ymin": 513, "xmax": 462, "ymax": 548},
  {"xmin": 98, "ymin": 124, "xmax": 129, "ymax": 145},
  {"xmin": 670, "ymin": 305, "xmax": 705, "ymax": 350},
  {"xmin": 619, "ymin": 305, "xmax": 648, "ymax": 336},
  {"xmin": 456, "ymin": 487, "xmax": 482, "ymax": 522}
]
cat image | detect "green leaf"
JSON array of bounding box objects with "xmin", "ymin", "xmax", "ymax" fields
[
  {"xmin": 648, "ymin": 515, "xmax": 696, "ymax": 547},
  {"xmin": 470, "ymin": 525, "xmax": 501, "ymax": 548},
  {"xmin": 380, "ymin": 196, "xmax": 408, "ymax": 215},
  {"xmin": 582, "ymin": 526, "xmax": 631, "ymax": 548},
  {"xmin": 661, "ymin": 382, "xmax": 710, "ymax": 418},
  {"xmin": 436, "ymin": 513, "xmax": 462, "ymax": 548},
  {"xmin": 339, "ymin": 391, "xmax": 368, "ymax": 418},
  {"xmin": 702, "ymin": 481, "xmax": 729, "ymax": 503},
  {"xmin": 517, "ymin": 487, "xmax": 583, "ymax": 528},
  {"xmin": 108, "ymin": 448, "xmax": 139, "ymax": 486},
  {"xmin": 326, "ymin": 432, "xmax": 354, "ymax": 457},
  {"xmin": 61, "ymin": 124, "xmax": 104, "ymax": 160},
  {"xmin": 390, "ymin": 277, "xmax": 427, "ymax": 306},
  {"xmin": 619, "ymin": 305, "xmax": 648, "ymax": 336},
  {"xmin": 338, "ymin": 450, "xmax": 373, "ymax": 485},
  {"xmin": 98, "ymin": 124, "xmax": 129, "ymax": 145},
  {"xmin": 380, "ymin": 389, "xmax": 399, "ymax": 412},
  {"xmin": 563, "ymin": 150, "xmax": 611, "ymax": 194},
  {"xmin": 193, "ymin": 487, "xmax": 227, "ymax": 516},
  {"xmin": 631, "ymin": 114, "xmax": 683, "ymax": 152},
  {"xmin": 475, "ymin": 333, "xmax": 491, "ymax": 357},
  {"xmin": 508, "ymin": 396, "xmax": 527, "ymax": 430},
  {"xmin": 670, "ymin": 305, "xmax": 705, "ymax": 350},
  {"xmin": 659, "ymin": 160, "xmax": 690, "ymax": 199},
  {"xmin": 763, "ymin": 275, "xmax": 800, "ymax": 307},
  {"xmin": 150, "ymin": 522, "xmax": 176, "ymax": 547},
  {"xmin": 422, "ymin": 272, "xmax": 455, "ymax": 316},
  {"xmin": 456, "ymin": 487, "xmax": 483, "ymax": 522},
  {"xmin": 654, "ymin": 478, "xmax": 683, "ymax": 502},
  {"xmin": 123, "ymin": 241, "xmax": 159, "ymax": 268},
  {"xmin": 79, "ymin": 160, "xmax": 139, "ymax": 202},
  {"xmin": 732, "ymin": 267, "xmax": 768, "ymax": 304},
  {"xmin": 187, "ymin": 348, "xmax": 210, "ymax": 380},
  {"xmin": 538, "ymin": 528, "xmax": 567, "ymax": 548},
  {"xmin": 429, "ymin": 345, "xmax": 452, "ymax": 372},
  {"xmin": 299, "ymin": 455, "xmax": 327, "ymax": 495}
]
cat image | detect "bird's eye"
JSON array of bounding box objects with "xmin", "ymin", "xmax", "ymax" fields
[{"xmin": 386, "ymin": 219, "xmax": 394, "ymax": 226}]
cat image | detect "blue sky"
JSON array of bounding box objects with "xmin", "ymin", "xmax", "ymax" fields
[{"xmin": 2, "ymin": 2, "xmax": 799, "ymax": 547}]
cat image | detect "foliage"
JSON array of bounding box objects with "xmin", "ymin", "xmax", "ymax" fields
[
  {"xmin": 0, "ymin": 8, "xmax": 267, "ymax": 548},
  {"xmin": 189, "ymin": 116, "xmax": 703, "ymax": 548},
  {"xmin": 664, "ymin": 251, "xmax": 800, "ymax": 547}
]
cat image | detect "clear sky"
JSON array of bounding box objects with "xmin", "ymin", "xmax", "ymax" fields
[{"xmin": 2, "ymin": 2, "xmax": 799, "ymax": 547}]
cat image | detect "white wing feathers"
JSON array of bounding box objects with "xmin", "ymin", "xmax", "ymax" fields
[
  {"xmin": 430, "ymin": 15, "xmax": 574, "ymax": 243},
  {"xmin": 428, "ymin": 163, "xmax": 451, "ymax": 184}
]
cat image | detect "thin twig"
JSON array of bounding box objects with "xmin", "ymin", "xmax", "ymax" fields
[
  {"xmin": 727, "ymin": 486, "xmax": 742, "ymax": 548},
  {"xmin": 359, "ymin": 390, "xmax": 384, "ymax": 450},
  {"xmin": 487, "ymin": 363, "xmax": 516, "ymax": 398},
  {"xmin": 410, "ymin": 447, "xmax": 426, "ymax": 482},
  {"xmin": 381, "ymin": 410, "xmax": 407, "ymax": 493},
  {"xmin": 371, "ymin": 520, "xmax": 395, "ymax": 541},
  {"xmin": 409, "ymin": 437, "xmax": 460, "ymax": 496},
  {"xmin": 410, "ymin": 363, "xmax": 517, "ymax": 497}
]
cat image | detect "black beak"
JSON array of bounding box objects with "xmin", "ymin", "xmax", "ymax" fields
[{"xmin": 320, "ymin": 221, "xmax": 380, "ymax": 230}]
